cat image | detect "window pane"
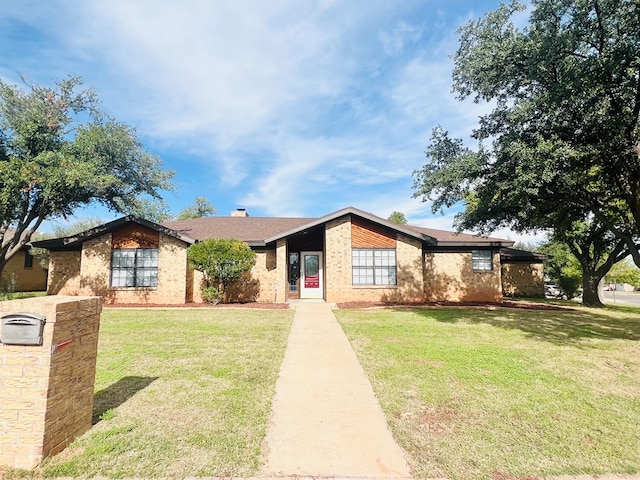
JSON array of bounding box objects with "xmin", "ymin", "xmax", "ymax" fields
[
  {"xmin": 136, "ymin": 268, "xmax": 158, "ymax": 287},
  {"xmin": 352, "ymin": 249, "xmax": 397, "ymax": 285},
  {"xmin": 472, "ymin": 250, "xmax": 493, "ymax": 271},
  {"xmin": 111, "ymin": 269, "xmax": 134, "ymax": 287},
  {"xmin": 136, "ymin": 249, "xmax": 159, "ymax": 267},
  {"xmin": 111, "ymin": 248, "xmax": 159, "ymax": 287}
]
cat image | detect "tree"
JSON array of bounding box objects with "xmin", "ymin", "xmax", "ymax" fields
[
  {"xmin": 387, "ymin": 211, "xmax": 408, "ymax": 225},
  {"xmin": 187, "ymin": 239, "xmax": 256, "ymax": 303},
  {"xmin": 413, "ymin": 0, "xmax": 640, "ymax": 305},
  {"xmin": 0, "ymin": 76, "xmax": 173, "ymax": 276},
  {"xmin": 538, "ymin": 239, "xmax": 582, "ymax": 299},
  {"xmin": 606, "ymin": 258, "xmax": 640, "ymax": 287},
  {"xmin": 176, "ymin": 196, "xmax": 216, "ymax": 220},
  {"xmin": 29, "ymin": 217, "xmax": 106, "ymax": 271},
  {"xmin": 124, "ymin": 197, "xmax": 172, "ymax": 223}
]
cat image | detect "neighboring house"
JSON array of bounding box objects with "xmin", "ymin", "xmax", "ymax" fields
[
  {"xmin": 500, "ymin": 248, "xmax": 546, "ymax": 298},
  {"xmin": 33, "ymin": 206, "xmax": 541, "ymax": 305},
  {"xmin": 1, "ymin": 246, "xmax": 48, "ymax": 292}
]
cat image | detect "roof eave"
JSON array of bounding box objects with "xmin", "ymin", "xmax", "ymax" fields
[
  {"xmin": 32, "ymin": 216, "xmax": 196, "ymax": 251},
  {"xmin": 434, "ymin": 240, "xmax": 515, "ymax": 248},
  {"xmin": 264, "ymin": 206, "xmax": 433, "ymax": 244}
]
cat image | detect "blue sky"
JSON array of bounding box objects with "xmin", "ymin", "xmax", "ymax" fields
[{"xmin": 0, "ymin": 0, "xmax": 541, "ymax": 242}]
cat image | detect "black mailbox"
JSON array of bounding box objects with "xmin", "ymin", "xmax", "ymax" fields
[{"xmin": 1, "ymin": 313, "xmax": 46, "ymax": 346}]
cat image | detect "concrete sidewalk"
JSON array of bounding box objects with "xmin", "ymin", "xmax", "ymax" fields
[{"xmin": 263, "ymin": 302, "xmax": 412, "ymax": 478}]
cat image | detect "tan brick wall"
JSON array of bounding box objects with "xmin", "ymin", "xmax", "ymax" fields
[
  {"xmin": 2, "ymin": 252, "xmax": 48, "ymax": 292},
  {"xmin": 0, "ymin": 295, "xmax": 102, "ymax": 469},
  {"xmin": 325, "ymin": 217, "xmax": 351, "ymax": 302},
  {"xmin": 502, "ymin": 263, "xmax": 544, "ymax": 297},
  {"xmin": 47, "ymin": 252, "xmax": 81, "ymax": 295},
  {"xmin": 102, "ymin": 233, "xmax": 188, "ymax": 304},
  {"xmin": 384, "ymin": 234, "xmax": 424, "ymax": 302},
  {"xmin": 324, "ymin": 218, "xmax": 425, "ymax": 303},
  {"xmin": 48, "ymin": 232, "xmax": 189, "ymax": 305},
  {"xmin": 78, "ymin": 234, "xmax": 111, "ymax": 298},
  {"xmin": 252, "ymin": 248, "xmax": 278, "ymax": 303},
  {"xmin": 424, "ymin": 251, "xmax": 502, "ymax": 302},
  {"xmin": 273, "ymin": 240, "xmax": 287, "ymax": 303}
]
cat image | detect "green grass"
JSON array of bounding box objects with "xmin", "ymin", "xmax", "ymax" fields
[
  {"xmin": 0, "ymin": 291, "xmax": 47, "ymax": 300},
  {"xmin": 35, "ymin": 307, "xmax": 294, "ymax": 478},
  {"xmin": 335, "ymin": 304, "xmax": 640, "ymax": 480}
]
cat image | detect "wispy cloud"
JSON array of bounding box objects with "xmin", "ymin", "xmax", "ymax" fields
[{"xmin": 1, "ymin": 0, "xmax": 536, "ymax": 243}]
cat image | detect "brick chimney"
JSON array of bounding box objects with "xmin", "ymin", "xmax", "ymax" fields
[{"xmin": 231, "ymin": 208, "xmax": 249, "ymax": 217}]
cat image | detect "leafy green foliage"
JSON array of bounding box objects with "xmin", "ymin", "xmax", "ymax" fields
[
  {"xmin": 187, "ymin": 239, "xmax": 256, "ymax": 303},
  {"xmin": 538, "ymin": 239, "xmax": 582, "ymax": 299},
  {"xmin": 0, "ymin": 76, "xmax": 173, "ymax": 273},
  {"xmin": 176, "ymin": 196, "xmax": 216, "ymax": 220},
  {"xmin": 201, "ymin": 285, "xmax": 223, "ymax": 304},
  {"xmin": 412, "ymin": 0, "xmax": 640, "ymax": 304},
  {"xmin": 123, "ymin": 197, "xmax": 172, "ymax": 223},
  {"xmin": 606, "ymin": 258, "xmax": 640, "ymax": 287},
  {"xmin": 387, "ymin": 211, "xmax": 408, "ymax": 225}
]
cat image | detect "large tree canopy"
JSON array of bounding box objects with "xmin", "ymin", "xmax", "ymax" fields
[
  {"xmin": 0, "ymin": 76, "xmax": 173, "ymax": 274},
  {"xmin": 413, "ymin": 0, "xmax": 640, "ymax": 305}
]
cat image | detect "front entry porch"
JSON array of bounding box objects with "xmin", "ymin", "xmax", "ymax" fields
[{"xmin": 285, "ymin": 225, "xmax": 325, "ymax": 301}]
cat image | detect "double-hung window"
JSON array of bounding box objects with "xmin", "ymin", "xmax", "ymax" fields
[
  {"xmin": 472, "ymin": 250, "xmax": 493, "ymax": 271},
  {"xmin": 352, "ymin": 249, "xmax": 397, "ymax": 286},
  {"xmin": 111, "ymin": 248, "xmax": 159, "ymax": 287}
]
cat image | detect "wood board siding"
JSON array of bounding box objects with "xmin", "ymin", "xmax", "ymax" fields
[{"xmin": 351, "ymin": 216, "xmax": 396, "ymax": 248}]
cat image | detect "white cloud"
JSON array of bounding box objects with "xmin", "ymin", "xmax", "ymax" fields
[
  {"xmin": 379, "ymin": 21, "xmax": 423, "ymax": 56},
  {"xmin": 2, "ymin": 0, "xmax": 517, "ymax": 226}
]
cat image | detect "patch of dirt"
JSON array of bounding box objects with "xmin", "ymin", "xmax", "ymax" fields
[
  {"xmin": 416, "ymin": 404, "xmax": 459, "ymax": 434},
  {"xmin": 492, "ymin": 471, "xmax": 541, "ymax": 480},
  {"xmin": 103, "ymin": 301, "xmax": 290, "ymax": 309},
  {"xmin": 336, "ymin": 300, "xmax": 576, "ymax": 312}
]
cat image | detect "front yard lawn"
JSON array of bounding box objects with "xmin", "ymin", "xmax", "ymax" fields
[
  {"xmin": 39, "ymin": 307, "xmax": 294, "ymax": 478},
  {"xmin": 335, "ymin": 304, "xmax": 640, "ymax": 480}
]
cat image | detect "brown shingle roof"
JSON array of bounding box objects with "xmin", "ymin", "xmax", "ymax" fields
[
  {"xmin": 404, "ymin": 225, "xmax": 514, "ymax": 247},
  {"xmin": 162, "ymin": 207, "xmax": 514, "ymax": 248},
  {"xmin": 162, "ymin": 216, "xmax": 316, "ymax": 246}
]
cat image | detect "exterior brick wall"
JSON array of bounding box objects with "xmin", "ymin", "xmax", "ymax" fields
[
  {"xmin": 47, "ymin": 252, "xmax": 81, "ymax": 295},
  {"xmin": 273, "ymin": 240, "xmax": 288, "ymax": 303},
  {"xmin": 324, "ymin": 217, "xmax": 352, "ymax": 302},
  {"xmin": 502, "ymin": 263, "xmax": 544, "ymax": 297},
  {"xmin": 424, "ymin": 250, "xmax": 502, "ymax": 302},
  {"xmin": 2, "ymin": 252, "xmax": 48, "ymax": 292},
  {"xmin": 49, "ymin": 232, "xmax": 189, "ymax": 305},
  {"xmin": 324, "ymin": 218, "xmax": 425, "ymax": 303},
  {"xmin": 78, "ymin": 234, "xmax": 111, "ymax": 298},
  {"xmin": 0, "ymin": 295, "xmax": 102, "ymax": 469},
  {"xmin": 253, "ymin": 248, "xmax": 278, "ymax": 303}
]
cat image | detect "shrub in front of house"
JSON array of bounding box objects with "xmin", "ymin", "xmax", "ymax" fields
[{"xmin": 187, "ymin": 239, "xmax": 257, "ymax": 303}]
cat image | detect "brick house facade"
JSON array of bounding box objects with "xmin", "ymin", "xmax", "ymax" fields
[
  {"xmin": 35, "ymin": 207, "xmax": 540, "ymax": 305},
  {"xmin": 1, "ymin": 248, "xmax": 48, "ymax": 292}
]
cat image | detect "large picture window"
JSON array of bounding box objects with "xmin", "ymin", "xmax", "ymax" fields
[
  {"xmin": 352, "ymin": 249, "xmax": 397, "ymax": 286},
  {"xmin": 111, "ymin": 248, "xmax": 159, "ymax": 287},
  {"xmin": 472, "ymin": 250, "xmax": 493, "ymax": 271}
]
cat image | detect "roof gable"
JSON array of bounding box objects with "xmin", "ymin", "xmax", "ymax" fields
[
  {"xmin": 32, "ymin": 216, "xmax": 195, "ymax": 251},
  {"xmin": 263, "ymin": 207, "xmax": 435, "ymax": 245},
  {"xmin": 33, "ymin": 207, "xmax": 515, "ymax": 251}
]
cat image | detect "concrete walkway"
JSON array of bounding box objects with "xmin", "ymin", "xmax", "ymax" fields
[{"xmin": 263, "ymin": 302, "xmax": 412, "ymax": 478}]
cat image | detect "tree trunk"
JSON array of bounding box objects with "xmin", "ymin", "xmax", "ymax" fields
[{"xmin": 582, "ymin": 271, "xmax": 605, "ymax": 307}]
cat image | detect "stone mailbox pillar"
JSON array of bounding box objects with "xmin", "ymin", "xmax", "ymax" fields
[{"xmin": 0, "ymin": 295, "xmax": 102, "ymax": 469}]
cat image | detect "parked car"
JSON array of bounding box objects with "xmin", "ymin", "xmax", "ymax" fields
[{"xmin": 545, "ymin": 283, "xmax": 566, "ymax": 299}]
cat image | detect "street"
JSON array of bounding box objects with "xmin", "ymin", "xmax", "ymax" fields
[{"xmin": 603, "ymin": 290, "xmax": 640, "ymax": 307}]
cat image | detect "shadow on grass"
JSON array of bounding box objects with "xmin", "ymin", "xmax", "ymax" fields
[
  {"xmin": 405, "ymin": 305, "xmax": 640, "ymax": 345},
  {"xmin": 92, "ymin": 376, "xmax": 158, "ymax": 424}
]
